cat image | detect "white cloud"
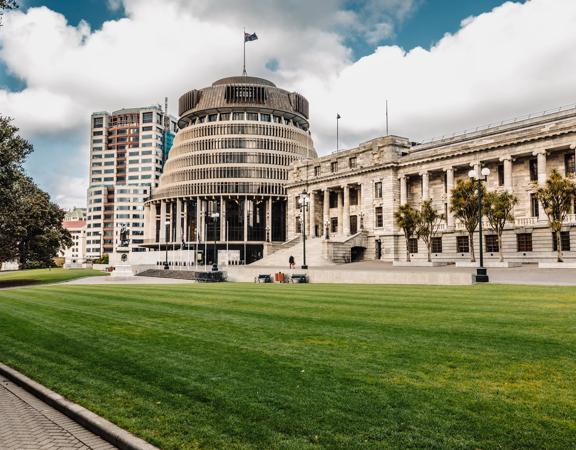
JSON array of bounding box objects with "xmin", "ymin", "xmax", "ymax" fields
[{"xmin": 1, "ymin": 0, "xmax": 576, "ymax": 207}]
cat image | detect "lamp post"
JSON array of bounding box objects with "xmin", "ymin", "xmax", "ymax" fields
[
  {"xmin": 163, "ymin": 219, "xmax": 170, "ymax": 270},
  {"xmin": 298, "ymin": 191, "xmax": 309, "ymax": 269},
  {"xmin": 468, "ymin": 166, "xmax": 491, "ymax": 283},
  {"xmin": 211, "ymin": 211, "xmax": 219, "ymax": 271}
]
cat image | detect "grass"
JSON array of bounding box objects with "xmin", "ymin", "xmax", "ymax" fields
[
  {"xmin": 0, "ymin": 283, "xmax": 575, "ymax": 449},
  {"xmin": 0, "ymin": 268, "xmax": 107, "ymax": 288}
]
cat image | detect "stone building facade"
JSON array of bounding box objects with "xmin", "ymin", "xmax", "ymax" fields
[
  {"xmin": 286, "ymin": 108, "xmax": 576, "ymax": 263},
  {"xmin": 143, "ymin": 75, "xmax": 316, "ymax": 265}
]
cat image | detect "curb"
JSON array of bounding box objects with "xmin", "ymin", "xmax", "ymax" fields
[{"xmin": 0, "ymin": 363, "xmax": 159, "ymax": 450}]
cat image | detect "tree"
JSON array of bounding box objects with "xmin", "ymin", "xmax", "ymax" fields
[
  {"xmin": 0, "ymin": 116, "xmax": 33, "ymax": 264},
  {"xmin": 532, "ymin": 169, "xmax": 576, "ymax": 262},
  {"xmin": 394, "ymin": 204, "xmax": 421, "ymax": 262},
  {"xmin": 0, "ymin": 115, "xmax": 71, "ymax": 268},
  {"xmin": 483, "ymin": 191, "xmax": 518, "ymax": 262},
  {"xmin": 450, "ymin": 179, "xmax": 485, "ymax": 262},
  {"xmin": 416, "ymin": 200, "xmax": 444, "ymax": 262}
]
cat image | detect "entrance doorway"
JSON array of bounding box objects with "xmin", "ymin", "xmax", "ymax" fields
[
  {"xmin": 351, "ymin": 246, "xmax": 365, "ymax": 262},
  {"xmin": 350, "ymin": 215, "xmax": 358, "ymax": 234},
  {"xmin": 375, "ymin": 239, "xmax": 382, "ymax": 260}
]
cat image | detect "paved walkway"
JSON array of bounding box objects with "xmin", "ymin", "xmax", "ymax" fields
[{"xmin": 0, "ymin": 376, "xmax": 116, "ymax": 450}]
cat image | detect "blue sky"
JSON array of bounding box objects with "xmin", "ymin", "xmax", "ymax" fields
[{"xmin": 2, "ymin": 0, "xmax": 571, "ymax": 209}]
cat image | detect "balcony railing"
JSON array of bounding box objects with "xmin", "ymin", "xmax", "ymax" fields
[
  {"xmin": 515, "ymin": 217, "xmax": 538, "ymax": 226},
  {"xmin": 565, "ymin": 214, "xmax": 576, "ymax": 225}
]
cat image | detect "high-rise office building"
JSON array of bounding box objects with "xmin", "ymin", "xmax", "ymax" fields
[{"xmin": 86, "ymin": 106, "xmax": 178, "ymax": 258}]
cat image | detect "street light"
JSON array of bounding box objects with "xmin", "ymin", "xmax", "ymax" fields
[
  {"xmin": 468, "ymin": 166, "xmax": 491, "ymax": 283},
  {"xmin": 164, "ymin": 219, "xmax": 170, "ymax": 270},
  {"xmin": 298, "ymin": 191, "xmax": 310, "ymax": 269},
  {"xmin": 211, "ymin": 211, "xmax": 220, "ymax": 271}
]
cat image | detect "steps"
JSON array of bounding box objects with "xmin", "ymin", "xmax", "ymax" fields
[{"xmin": 251, "ymin": 237, "xmax": 335, "ymax": 267}]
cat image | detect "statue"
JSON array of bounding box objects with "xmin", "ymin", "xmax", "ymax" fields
[{"xmin": 120, "ymin": 223, "xmax": 129, "ymax": 247}]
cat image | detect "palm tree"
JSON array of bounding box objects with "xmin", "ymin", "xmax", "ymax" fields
[
  {"xmin": 483, "ymin": 191, "xmax": 518, "ymax": 262},
  {"xmin": 394, "ymin": 204, "xmax": 420, "ymax": 262},
  {"xmin": 532, "ymin": 169, "xmax": 576, "ymax": 262}
]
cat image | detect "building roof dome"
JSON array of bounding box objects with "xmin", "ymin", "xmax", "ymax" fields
[{"xmin": 212, "ymin": 76, "xmax": 276, "ymax": 87}]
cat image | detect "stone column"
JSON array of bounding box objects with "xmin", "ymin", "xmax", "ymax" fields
[
  {"xmin": 220, "ymin": 196, "xmax": 227, "ymax": 242},
  {"xmin": 421, "ymin": 171, "xmax": 429, "ymax": 201},
  {"xmin": 176, "ymin": 198, "xmax": 182, "ymax": 244},
  {"xmin": 399, "ymin": 175, "xmax": 407, "ymax": 205},
  {"xmin": 196, "ymin": 199, "xmax": 203, "ymax": 242},
  {"xmin": 500, "ymin": 156, "xmax": 513, "ymax": 192},
  {"xmin": 183, "ymin": 200, "xmax": 189, "ymax": 243},
  {"xmin": 534, "ymin": 150, "xmax": 547, "ymax": 220},
  {"xmin": 308, "ymin": 191, "xmax": 316, "ymax": 237},
  {"xmin": 343, "ymin": 185, "xmax": 350, "ymax": 236},
  {"xmin": 337, "ymin": 189, "xmax": 343, "ymax": 234},
  {"xmin": 243, "ymin": 197, "xmax": 249, "ymax": 242},
  {"xmin": 149, "ymin": 203, "xmax": 158, "ymax": 243},
  {"xmin": 159, "ymin": 201, "xmax": 166, "ymax": 243},
  {"xmin": 323, "ymin": 189, "xmax": 330, "ymax": 238},
  {"xmin": 445, "ymin": 168, "xmax": 454, "ymax": 227}
]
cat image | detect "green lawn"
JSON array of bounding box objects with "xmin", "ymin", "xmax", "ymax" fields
[
  {"xmin": 0, "ymin": 268, "xmax": 107, "ymax": 288},
  {"xmin": 0, "ymin": 284, "xmax": 574, "ymax": 449}
]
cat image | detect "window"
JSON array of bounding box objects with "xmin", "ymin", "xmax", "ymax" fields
[
  {"xmin": 456, "ymin": 236, "xmax": 469, "ymax": 253},
  {"xmin": 517, "ymin": 233, "xmax": 533, "ymax": 252},
  {"xmin": 431, "ymin": 237, "xmax": 442, "ymax": 253},
  {"xmin": 329, "ymin": 191, "xmax": 338, "ymax": 208},
  {"xmin": 142, "ymin": 112, "xmax": 153, "ymax": 123},
  {"xmin": 530, "ymin": 193, "xmax": 539, "ymax": 217},
  {"xmin": 220, "ymin": 113, "xmax": 230, "ymax": 121},
  {"xmin": 314, "ymin": 166, "xmax": 321, "ymax": 177},
  {"xmin": 375, "ymin": 207, "xmax": 383, "ymax": 228},
  {"xmin": 331, "ymin": 161, "xmax": 338, "ymax": 173},
  {"xmin": 498, "ymin": 163, "xmax": 505, "ymax": 186},
  {"xmin": 350, "ymin": 188, "xmax": 358, "ymax": 206},
  {"xmin": 408, "ymin": 238, "xmax": 418, "ymax": 254},
  {"xmin": 529, "ymin": 158, "xmax": 538, "ymax": 182},
  {"xmin": 565, "ymin": 153, "xmax": 575, "ymax": 176},
  {"xmin": 331, "ymin": 217, "xmax": 338, "ymax": 233},
  {"xmin": 552, "ymin": 231, "xmax": 571, "ymax": 251},
  {"xmin": 374, "ymin": 181, "xmax": 382, "ymax": 199},
  {"xmin": 232, "ymin": 112, "xmax": 244, "ymax": 120},
  {"xmin": 208, "ymin": 114, "xmax": 218, "ymax": 122},
  {"xmin": 93, "ymin": 117, "xmax": 103, "ymax": 128},
  {"xmin": 485, "ymin": 235, "xmax": 499, "ymax": 253},
  {"xmin": 142, "ymin": 126, "xmax": 153, "ymax": 131},
  {"xmin": 349, "ymin": 157, "xmax": 357, "ymax": 169},
  {"xmin": 246, "ymin": 112, "xmax": 259, "ymax": 121},
  {"xmin": 260, "ymin": 114, "xmax": 271, "ymax": 122}
]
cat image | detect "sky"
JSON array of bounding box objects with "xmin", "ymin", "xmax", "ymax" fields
[{"xmin": 2, "ymin": 0, "xmax": 576, "ymax": 209}]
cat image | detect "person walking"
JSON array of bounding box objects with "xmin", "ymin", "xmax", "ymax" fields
[{"xmin": 289, "ymin": 255, "xmax": 295, "ymax": 269}]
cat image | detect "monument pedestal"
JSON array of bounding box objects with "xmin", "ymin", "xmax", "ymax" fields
[{"xmin": 111, "ymin": 246, "xmax": 134, "ymax": 277}]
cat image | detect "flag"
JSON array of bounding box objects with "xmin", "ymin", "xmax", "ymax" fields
[
  {"xmin": 337, "ymin": 113, "xmax": 341, "ymax": 119},
  {"xmin": 244, "ymin": 32, "xmax": 258, "ymax": 42}
]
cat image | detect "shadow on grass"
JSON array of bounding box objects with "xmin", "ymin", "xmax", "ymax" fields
[{"xmin": 0, "ymin": 280, "xmax": 41, "ymax": 289}]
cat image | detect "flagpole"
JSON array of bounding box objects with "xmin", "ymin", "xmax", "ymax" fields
[
  {"xmin": 336, "ymin": 114, "xmax": 340, "ymax": 152},
  {"xmin": 243, "ymin": 28, "xmax": 247, "ymax": 76}
]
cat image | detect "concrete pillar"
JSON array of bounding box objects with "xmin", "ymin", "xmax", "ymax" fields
[
  {"xmin": 266, "ymin": 197, "xmax": 272, "ymax": 242},
  {"xmin": 143, "ymin": 204, "xmax": 150, "ymax": 241},
  {"xmin": 183, "ymin": 200, "xmax": 188, "ymax": 243},
  {"xmin": 308, "ymin": 191, "xmax": 315, "ymax": 237},
  {"xmin": 220, "ymin": 196, "xmax": 226, "ymax": 242},
  {"xmin": 149, "ymin": 203, "xmax": 158, "ymax": 243},
  {"xmin": 176, "ymin": 198, "xmax": 182, "ymax": 244},
  {"xmin": 399, "ymin": 175, "xmax": 407, "ymax": 205},
  {"xmin": 535, "ymin": 150, "xmax": 547, "ymax": 185},
  {"xmin": 337, "ymin": 189, "xmax": 343, "ymax": 234},
  {"xmin": 421, "ymin": 171, "xmax": 429, "ymax": 201},
  {"xmin": 323, "ymin": 189, "xmax": 330, "ymax": 238},
  {"xmin": 159, "ymin": 201, "xmax": 166, "ymax": 243},
  {"xmin": 243, "ymin": 197, "xmax": 249, "ymax": 242},
  {"xmin": 196, "ymin": 199, "xmax": 203, "ymax": 242},
  {"xmin": 445, "ymin": 168, "xmax": 454, "ymax": 227},
  {"xmin": 343, "ymin": 185, "xmax": 350, "ymax": 236},
  {"xmin": 500, "ymin": 156, "xmax": 513, "ymax": 192}
]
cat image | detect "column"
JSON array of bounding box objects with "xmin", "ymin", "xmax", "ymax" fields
[
  {"xmin": 534, "ymin": 150, "xmax": 547, "ymax": 220},
  {"xmin": 308, "ymin": 191, "xmax": 316, "ymax": 238},
  {"xmin": 337, "ymin": 189, "xmax": 343, "ymax": 234},
  {"xmin": 176, "ymin": 198, "xmax": 182, "ymax": 244},
  {"xmin": 323, "ymin": 189, "xmax": 330, "ymax": 238},
  {"xmin": 399, "ymin": 175, "xmax": 407, "ymax": 205},
  {"xmin": 534, "ymin": 150, "xmax": 547, "ymax": 185},
  {"xmin": 500, "ymin": 156, "xmax": 513, "ymax": 192},
  {"xmin": 243, "ymin": 197, "xmax": 249, "ymax": 242},
  {"xmin": 445, "ymin": 168, "xmax": 454, "ymax": 227},
  {"xmin": 196, "ymin": 199, "xmax": 203, "ymax": 242},
  {"xmin": 218, "ymin": 197, "xmax": 225, "ymax": 242},
  {"xmin": 149, "ymin": 203, "xmax": 157, "ymax": 243},
  {"xmin": 143, "ymin": 204, "xmax": 150, "ymax": 241},
  {"xmin": 343, "ymin": 185, "xmax": 350, "ymax": 236},
  {"xmin": 266, "ymin": 197, "xmax": 272, "ymax": 242},
  {"xmin": 159, "ymin": 201, "xmax": 166, "ymax": 243},
  {"xmin": 421, "ymin": 171, "xmax": 429, "ymax": 201},
  {"xmin": 183, "ymin": 200, "xmax": 189, "ymax": 242}
]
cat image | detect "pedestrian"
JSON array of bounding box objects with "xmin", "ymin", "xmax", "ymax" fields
[{"xmin": 289, "ymin": 255, "xmax": 295, "ymax": 269}]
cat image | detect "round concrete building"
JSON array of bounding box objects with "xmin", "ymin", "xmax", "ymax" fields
[{"xmin": 143, "ymin": 75, "xmax": 316, "ymax": 264}]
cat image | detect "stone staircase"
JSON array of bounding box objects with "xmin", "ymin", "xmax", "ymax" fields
[{"xmin": 251, "ymin": 237, "xmax": 335, "ymax": 267}]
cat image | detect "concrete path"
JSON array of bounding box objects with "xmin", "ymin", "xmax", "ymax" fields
[{"xmin": 0, "ymin": 375, "xmax": 116, "ymax": 450}]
